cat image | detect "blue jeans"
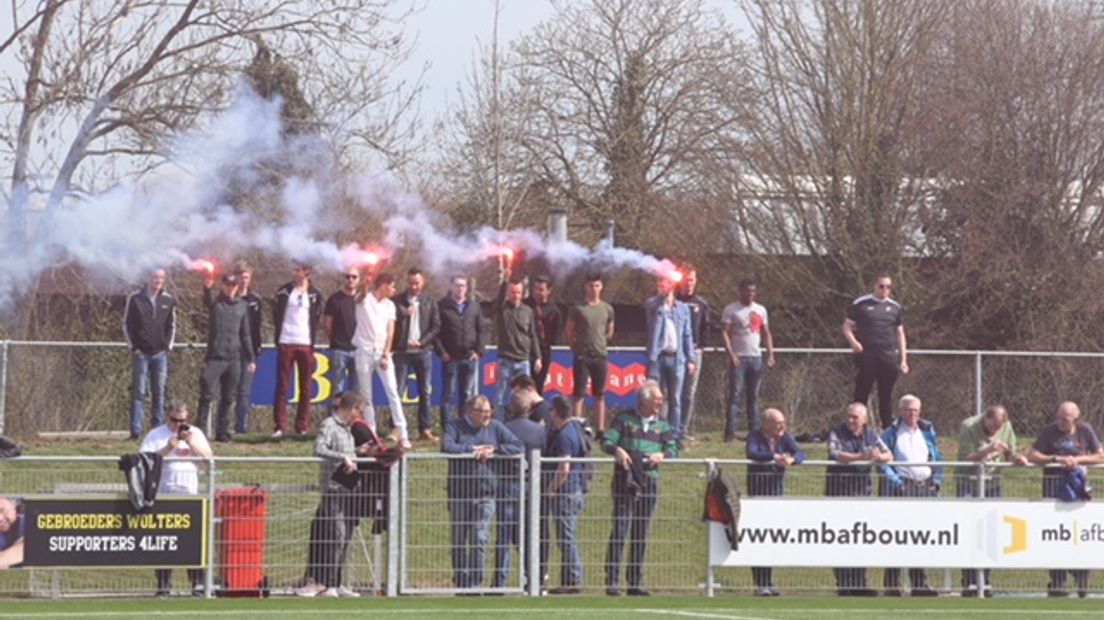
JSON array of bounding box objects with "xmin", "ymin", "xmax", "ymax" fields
[
  {"xmin": 726, "ymin": 356, "xmax": 765, "ymax": 437},
  {"xmin": 394, "ymin": 350, "xmax": 432, "ymax": 433},
  {"xmin": 442, "ymin": 358, "xmax": 479, "ymax": 427},
  {"xmin": 553, "ymin": 491, "xmax": 585, "ymax": 586},
  {"xmin": 450, "ymin": 496, "xmax": 495, "ymax": 589},
  {"xmin": 494, "ymin": 358, "xmax": 530, "ymax": 421},
  {"xmin": 680, "ymin": 357, "xmax": 702, "ymax": 436},
  {"xmin": 235, "ymin": 358, "xmax": 255, "ymax": 434},
  {"xmin": 130, "ymin": 351, "xmax": 168, "ymax": 436},
  {"xmin": 328, "ymin": 348, "xmax": 359, "ymax": 402},
  {"xmin": 647, "ymin": 354, "xmax": 684, "ymax": 437},
  {"xmin": 492, "ymin": 490, "xmax": 521, "ymax": 588}
]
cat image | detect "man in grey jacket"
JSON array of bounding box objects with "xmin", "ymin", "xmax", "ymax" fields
[{"xmin": 196, "ymin": 274, "xmax": 255, "ymax": 442}]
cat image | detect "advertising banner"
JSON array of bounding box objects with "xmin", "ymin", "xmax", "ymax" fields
[
  {"xmin": 712, "ymin": 498, "xmax": 1104, "ymax": 569},
  {"xmin": 249, "ymin": 348, "xmax": 651, "ymax": 408},
  {"xmin": 12, "ymin": 497, "xmax": 207, "ymax": 568}
]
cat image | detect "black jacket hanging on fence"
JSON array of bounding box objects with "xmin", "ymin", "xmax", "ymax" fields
[
  {"xmin": 0, "ymin": 435, "xmax": 21, "ymax": 459},
  {"xmin": 703, "ymin": 466, "xmax": 742, "ymax": 551},
  {"xmin": 119, "ymin": 452, "xmax": 163, "ymax": 511}
]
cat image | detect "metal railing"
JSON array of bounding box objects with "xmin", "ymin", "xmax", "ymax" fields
[
  {"xmin": 3, "ymin": 454, "xmax": 1102, "ymax": 598},
  {"xmin": 4, "ymin": 341, "xmax": 1104, "ymax": 437}
]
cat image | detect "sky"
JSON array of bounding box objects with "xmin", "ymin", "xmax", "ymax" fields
[{"xmin": 401, "ymin": 0, "xmax": 749, "ymax": 126}]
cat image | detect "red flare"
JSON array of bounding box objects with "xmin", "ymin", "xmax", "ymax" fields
[
  {"xmin": 501, "ymin": 247, "xmax": 515, "ymax": 263},
  {"xmin": 191, "ymin": 259, "xmax": 216, "ymax": 275},
  {"xmin": 670, "ymin": 270, "xmax": 684, "ymax": 284},
  {"xmin": 361, "ymin": 250, "xmax": 381, "ymax": 267}
]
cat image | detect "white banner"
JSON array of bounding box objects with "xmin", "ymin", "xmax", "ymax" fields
[{"xmin": 711, "ymin": 498, "xmax": 1104, "ymax": 569}]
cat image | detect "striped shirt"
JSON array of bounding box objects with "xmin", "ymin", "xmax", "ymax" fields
[{"xmin": 601, "ymin": 411, "xmax": 679, "ymax": 479}]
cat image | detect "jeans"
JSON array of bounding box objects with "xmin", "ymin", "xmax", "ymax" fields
[
  {"xmin": 450, "ymin": 496, "xmax": 495, "ymax": 588},
  {"xmin": 274, "ymin": 344, "xmax": 315, "ymax": 434},
  {"xmin": 552, "ymin": 491, "xmax": 585, "ymax": 586},
  {"xmin": 328, "ymin": 348, "xmax": 359, "ymax": 400},
  {"xmin": 235, "ymin": 358, "xmax": 255, "ymax": 434},
  {"xmin": 647, "ymin": 354, "xmax": 684, "ymax": 438},
  {"xmin": 494, "ymin": 358, "xmax": 531, "ymax": 421},
  {"xmin": 130, "ymin": 351, "xmax": 168, "ymax": 436},
  {"xmin": 606, "ymin": 478, "xmax": 658, "ymax": 589},
  {"xmin": 726, "ymin": 356, "xmax": 764, "ymax": 438},
  {"xmin": 354, "ymin": 348, "xmax": 408, "ymax": 442},
  {"xmin": 680, "ymin": 356, "xmax": 702, "ymax": 436},
  {"xmin": 196, "ymin": 358, "xmax": 241, "ymax": 440},
  {"xmin": 394, "ymin": 351, "xmax": 432, "ymax": 433},
  {"xmin": 492, "ymin": 492, "xmax": 521, "ymax": 588},
  {"xmin": 441, "ymin": 358, "xmax": 479, "ymax": 425}
]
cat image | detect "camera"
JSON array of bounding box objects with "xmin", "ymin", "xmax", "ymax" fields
[{"xmin": 178, "ymin": 423, "xmax": 190, "ymax": 438}]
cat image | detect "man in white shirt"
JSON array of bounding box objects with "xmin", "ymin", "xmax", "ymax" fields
[
  {"xmin": 140, "ymin": 402, "xmax": 213, "ymax": 597},
  {"xmin": 721, "ymin": 279, "xmax": 775, "ymax": 441},
  {"xmin": 879, "ymin": 394, "xmax": 941, "ymax": 597},
  {"xmin": 273, "ymin": 262, "xmax": 324, "ymax": 437},
  {"xmin": 354, "ymin": 273, "xmax": 411, "ymax": 449}
]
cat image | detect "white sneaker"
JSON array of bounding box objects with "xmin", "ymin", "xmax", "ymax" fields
[
  {"xmin": 400, "ymin": 439, "xmax": 413, "ymax": 450},
  {"xmin": 319, "ymin": 587, "xmax": 340, "ymax": 598},
  {"xmin": 271, "ymin": 429, "xmax": 284, "ymax": 440},
  {"xmin": 335, "ymin": 585, "xmax": 360, "ymax": 598},
  {"xmin": 294, "ymin": 583, "xmax": 324, "ymax": 598}
]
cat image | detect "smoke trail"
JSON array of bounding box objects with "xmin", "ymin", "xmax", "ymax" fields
[{"xmin": 0, "ymin": 85, "xmax": 680, "ymax": 315}]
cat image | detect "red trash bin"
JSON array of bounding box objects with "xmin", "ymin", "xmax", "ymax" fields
[{"xmin": 216, "ymin": 486, "xmax": 269, "ymax": 597}]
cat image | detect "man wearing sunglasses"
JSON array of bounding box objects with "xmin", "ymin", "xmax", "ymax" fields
[
  {"xmin": 140, "ymin": 401, "xmax": 212, "ymax": 596},
  {"xmin": 842, "ymin": 274, "xmax": 908, "ymax": 429},
  {"xmin": 324, "ymin": 268, "xmax": 362, "ymax": 403}
]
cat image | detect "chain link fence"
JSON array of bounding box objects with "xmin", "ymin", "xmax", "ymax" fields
[{"xmin": 3, "ymin": 341, "xmax": 1104, "ymax": 438}]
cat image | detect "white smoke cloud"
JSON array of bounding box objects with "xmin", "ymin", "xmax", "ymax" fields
[{"xmin": 0, "ymin": 85, "xmax": 679, "ymax": 315}]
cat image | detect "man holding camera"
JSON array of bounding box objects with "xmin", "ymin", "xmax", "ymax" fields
[{"xmin": 140, "ymin": 401, "xmax": 213, "ymax": 596}]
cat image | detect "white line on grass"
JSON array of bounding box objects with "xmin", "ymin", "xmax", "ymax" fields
[{"xmin": 636, "ymin": 609, "xmax": 779, "ymax": 620}]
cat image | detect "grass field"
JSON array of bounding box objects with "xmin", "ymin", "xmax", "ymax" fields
[{"xmin": 2, "ymin": 595, "xmax": 1104, "ymax": 620}]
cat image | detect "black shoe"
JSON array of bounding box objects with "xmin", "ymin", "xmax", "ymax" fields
[
  {"xmin": 627, "ymin": 587, "xmax": 651, "ymax": 596},
  {"xmin": 884, "ymin": 588, "xmax": 902, "ymax": 597},
  {"xmin": 548, "ymin": 587, "xmax": 580, "ymax": 595},
  {"xmin": 1047, "ymin": 589, "xmax": 1070, "ymax": 598},
  {"xmin": 912, "ymin": 587, "xmax": 938, "ymax": 597},
  {"xmin": 855, "ymin": 588, "xmax": 878, "ymax": 597},
  {"xmin": 155, "ymin": 589, "xmax": 169, "ymax": 598},
  {"xmin": 837, "ymin": 589, "xmax": 853, "ymax": 597},
  {"xmin": 215, "ymin": 435, "xmax": 232, "ymax": 443},
  {"xmin": 130, "ymin": 432, "xmax": 141, "ymax": 441},
  {"xmin": 605, "ymin": 587, "xmax": 621, "ymax": 596},
  {"xmin": 1078, "ymin": 589, "xmax": 1089, "ymax": 599}
]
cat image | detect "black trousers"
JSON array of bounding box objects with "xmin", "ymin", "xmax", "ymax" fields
[
  {"xmin": 197, "ymin": 358, "xmax": 242, "ymax": 439},
  {"xmin": 852, "ymin": 354, "xmax": 898, "ymax": 429}
]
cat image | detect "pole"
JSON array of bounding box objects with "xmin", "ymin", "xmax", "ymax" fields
[{"xmin": 0, "ymin": 341, "xmax": 8, "ymax": 435}]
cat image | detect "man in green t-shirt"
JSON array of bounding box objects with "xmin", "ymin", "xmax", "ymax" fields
[
  {"xmin": 955, "ymin": 404, "xmax": 1027, "ymax": 597},
  {"xmin": 564, "ymin": 273, "xmax": 616, "ymax": 433}
]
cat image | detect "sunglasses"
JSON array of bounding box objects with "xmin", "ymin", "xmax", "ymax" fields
[{"xmin": 169, "ymin": 417, "xmax": 188, "ymax": 423}]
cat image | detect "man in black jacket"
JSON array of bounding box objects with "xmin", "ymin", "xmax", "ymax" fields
[
  {"xmin": 272, "ymin": 262, "xmax": 324, "ymax": 437},
  {"xmin": 205, "ymin": 262, "xmax": 263, "ymax": 435},
  {"xmin": 123, "ymin": 268, "xmax": 177, "ymax": 439},
  {"xmin": 196, "ymin": 274, "xmax": 255, "ymax": 442},
  {"xmin": 437, "ymin": 276, "xmax": 485, "ymax": 428},
  {"xmin": 524, "ymin": 275, "xmax": 563, "ymax": 395},
  {"xmin": 393, "ymin": 268, "xmax": 441, "ymax": 441}
]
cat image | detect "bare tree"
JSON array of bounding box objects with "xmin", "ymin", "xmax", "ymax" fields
[
  {"xmin": 2, "ymin": 0, "xmax": 419, "ymax": 251},
  {"xmin": 916, "ymin": 0, "xmax": 1104, "ymax": 350},
  {"xmin": 734, "ymin": 0, "xmax": 950, "ymax": 338},
  {"xmin": 508, "ymin": 0, "xmax": 751, "ymax": 248}
]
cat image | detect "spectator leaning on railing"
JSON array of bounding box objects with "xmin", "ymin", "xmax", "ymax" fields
[
  {"xmin": 878, "ymin": 394, "xmax": 940, "ymax": 597},
  {"xmin": 1026, "ymin": 401, "xmax": 1104, "ymax": 598},
  {"xmin": 955, "ymin": 404, "xmax": 1028, "ymax": 598},
  {"xmin": 746, "ymin": 407, "xmax": 806, "ymax": 597},
  {"xmin": 826, "ymin": 402, "xmax": 889, "ymax": 597}
]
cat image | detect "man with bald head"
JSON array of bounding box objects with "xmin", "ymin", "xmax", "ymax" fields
[
  {"xmin": 827, "ymin": 403, "xmax": 890, "ymax": 596},
  {"xmin": 747, "ymin": 408, "xmax": 806, "ymax": 596},
  {"xmin": 956, "ymin": 404, "xmax": 1028, "ymax": 597},
  {"xmin": 1028, "ymin": 401, "xmax": 1104, "ymax": 598}
]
